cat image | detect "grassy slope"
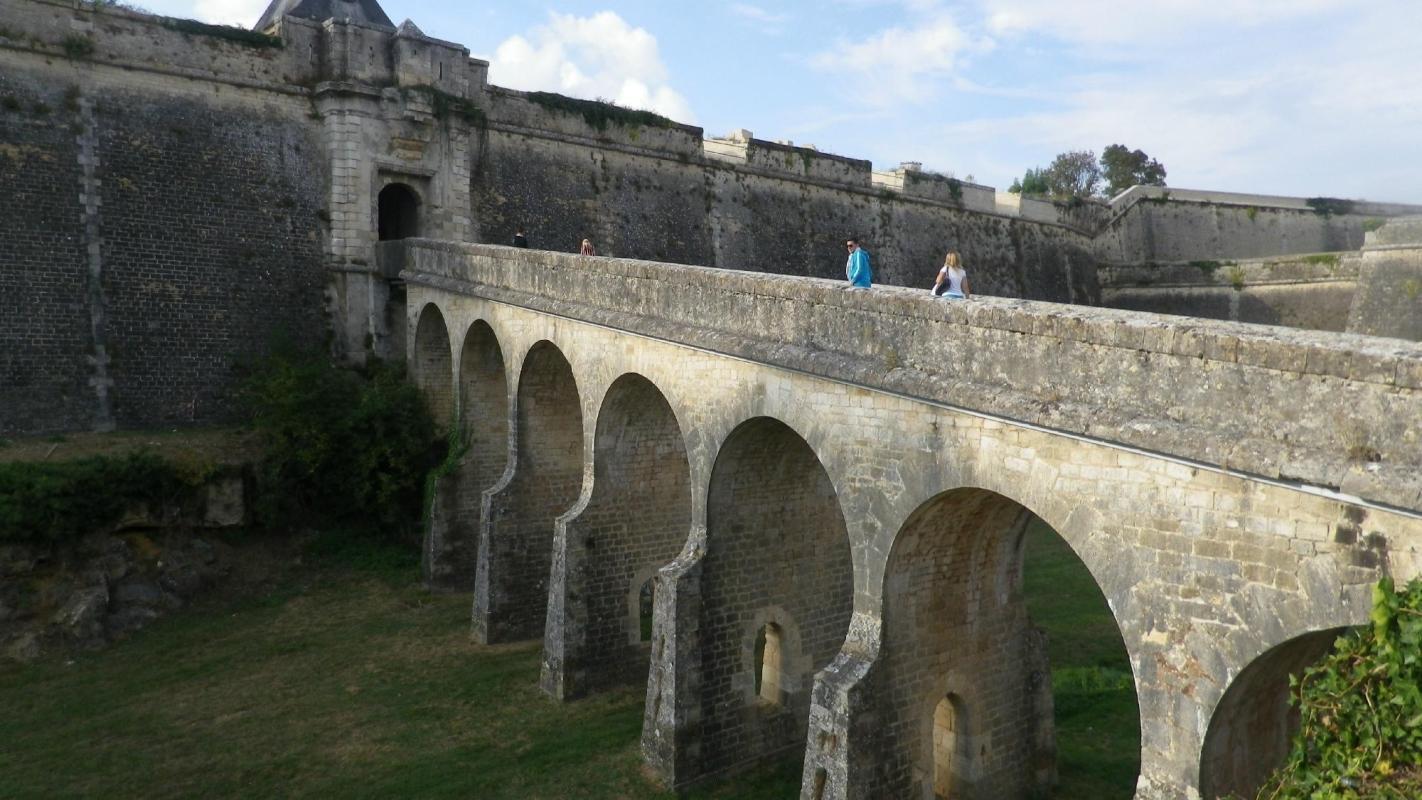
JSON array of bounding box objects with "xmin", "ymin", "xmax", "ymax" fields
[{"xmin": 1, "ymin": 522, "xmax": 1136, "ymax": 799}]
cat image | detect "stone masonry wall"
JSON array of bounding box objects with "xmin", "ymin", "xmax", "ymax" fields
[
  {"xmin": 0, "ymin": 74, "xmax": 90, "ymax": 433},
  {"xmin": 470, "ymin": 90, "xmax": 1100, "ymax": 304},
  {"xmin": 403, "ymin": 249, "xmax": 1422, "ymax": 798},
  {"xmin": 1099, "ymin": 195, "xmax": 1371, "ymax": 265},
  {"xmin": 0, "ymin": 13, "xmax": 326, "ymax": 434},
  {"xmin": 407, "ymin": 242, "xmax": 1422, "ymax": 516},
  {"xmin": 472, "ymin": 342, "xmax": 583, "ymax": 644},
  {"xmin": 696, "ymin": 418, "xmax": 855, "ymax": 781},
  {"xmin": 541, "ymin": 374, "xmax": 691, "ymax": 700},
  {"xmin": 1100, "ymin": 252, "xmax": 1362, "ymax": 332},
  {"xmin": 874, "ymin": 491, "xmax": 1052, "ymax": 798}
]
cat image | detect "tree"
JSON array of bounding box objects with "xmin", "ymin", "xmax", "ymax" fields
[
  {"xmin": 1044, "ymin": 150, "xmax": 1101, "ymax": 198},
  {"xmin": 1008, "ymin": 167, "xmax": 1050, "ymax": 196},
  {"xmin": 1100, "ymin": 144, "xmax": 1166, "ymax": 197}
]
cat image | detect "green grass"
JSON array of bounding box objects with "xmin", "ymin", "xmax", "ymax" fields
[
  {"xmin": 0, "ymin": 536, "xmax": 791, "ymax": 799},
  {"xmin": 0, "ymin": 521, "xmax": 1134, "ymax": 799},
  {"xmin": 1024, "ymin": 517, "xmax": 1142, "ymax": 799}
]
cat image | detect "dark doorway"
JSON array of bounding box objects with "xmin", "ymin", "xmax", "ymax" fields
[{"xmin": 378, "ymin": 183, "xmax": 420, "ymax": 240}]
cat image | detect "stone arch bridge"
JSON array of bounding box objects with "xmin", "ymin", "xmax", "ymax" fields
[{"xmin": 400, "ymin": 240, "xmax": 1422, "ymax": 800}]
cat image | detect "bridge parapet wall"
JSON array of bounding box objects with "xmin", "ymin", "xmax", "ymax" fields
[{"xmin": 402, "ymin": 240, "xmax": 1422, "ymax": 516}]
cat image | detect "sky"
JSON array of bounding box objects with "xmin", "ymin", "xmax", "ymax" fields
[{"xmin": 136, "ymin": 0, "xmax": 1422, "ymax": 203}]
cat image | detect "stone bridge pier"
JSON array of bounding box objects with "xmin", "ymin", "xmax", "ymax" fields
[{"xmin": 403, "ymin": 242, "xmax": 1422, "ymax": 799}]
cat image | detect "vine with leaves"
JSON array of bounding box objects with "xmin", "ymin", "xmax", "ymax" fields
[{"xmin": 1255, "ymin": 577, "xmax": 1422, "ymax": 799}]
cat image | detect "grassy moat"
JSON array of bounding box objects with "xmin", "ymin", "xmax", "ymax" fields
[{"xmin": 0, "ymin": 521, "xmax": 1138, "ymax": 799}]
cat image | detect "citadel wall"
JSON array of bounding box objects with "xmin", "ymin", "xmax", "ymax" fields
[
  {"xmin": 0, "ymin": 1, "xmax": 327, "ymax": 434},
  {"xmin": 2, "ymin": 0, "xmax": 1419, "ymax": 436},
  {"xmin": 468, "ymin": 88, "xmax": 1101, "ymax": 302}
]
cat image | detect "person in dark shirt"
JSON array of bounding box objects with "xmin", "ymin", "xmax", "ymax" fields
[{"xmin": 512, "ymin": 228, "xmax": 529, "ymax": 248}]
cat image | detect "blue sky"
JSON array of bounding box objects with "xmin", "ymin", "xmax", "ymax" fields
[{"xmin": 141, "ymin": 1, "xmax": 1422, "ymax": 203}]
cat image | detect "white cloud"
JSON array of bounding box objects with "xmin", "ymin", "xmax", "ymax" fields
[
  {"xmin": 809, "ymin": 11, "xmax": 992, "ymax": 105},
  {"xmin": 489, "ymin": 11, "xmax": 695, "ymax": 124},
  {"xmin": 730, "ymin": 4, "xmax": 789, "ymax": 25},
  {"xmin": 192, "ymin": 0, "xmax": 267, "ymax": 27},
  {"xmin": 978, "ymin": 0, "xmax": 1349, "ymax": 45}
]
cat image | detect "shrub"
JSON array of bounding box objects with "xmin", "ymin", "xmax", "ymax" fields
[
  {"xmin": 0, "ymin": 452, "xmax": 196, "ymax": 542},
  {"xmin": 1255, "ymin": 577, "xmax": 1422, "ymax": 799},
  {"xmin": 241, "ymin": 348, "xmax": 438, "ymax": 534},
  {"xmin": 61, "ymin": 34, "xmax": 95, "ymax": 59}
]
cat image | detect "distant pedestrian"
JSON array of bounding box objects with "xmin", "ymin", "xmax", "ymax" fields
[
  {"xmin": 579, "ymin": 238, "xmax": 596, "ymax": 256},
  {"xmin": 513, "ymin": 228, "xmax": 529, "ymax": 248},
  {"xmin": 932, "ymin": 251, "xmax": 971, "ymax": 299},
  {"xmin": 845, "ymin": 237, "xmax": 872, "ymax": 289}
]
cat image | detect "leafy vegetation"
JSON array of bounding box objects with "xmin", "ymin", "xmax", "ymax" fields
[
  {"xmin": 61, "ymin": 34, "xmax": 95, "ymax": 59},
  {"xmin": 1307, "ymin": 197, "xmax": 1357, "ymax": 218},
  {"xmin": 405, "ymin": 86, "xmax": 487, "ymax": 127},
  {"xmin": 1101, "ymin": 144, "xmax": 1167, "ymax": 197},
  {"xmin": 1253, "ymin": 578, "xmax": 1422, "ymax": 799},
  {"xmin": 0, "ymin": 452, "xmax": 200, "ymax": 542},
  {"xmin": 159, "ymin": 17, "xmax": 283, "ymax": 49},
  {"xmin": 1011, "ymin": 144, "xmax": 1167, "ymax": 200},
  {"xmin": 524, "ymin": 91, "xmax": 677, "ymax": 133},
  {"xmin": 1363, "ymin": 218, "xmax": 1387, "ymax": 233},
  {"xmin": 241, "ymin": 347, "xmax": 438, "ymax": 534}
]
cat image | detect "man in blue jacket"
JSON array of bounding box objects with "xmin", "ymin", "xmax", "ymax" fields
[{"xmin": 845, "ymin": 237, "xmax": 872, "ymax": 289}]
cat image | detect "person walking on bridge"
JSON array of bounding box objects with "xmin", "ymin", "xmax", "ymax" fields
[
  {"xmin": 845, "ymin": 237, "xmax": 872, "ymax": 289},
  {"xmin": 932, "ymin": 251, "xmax": 971, "ymax": 299}
]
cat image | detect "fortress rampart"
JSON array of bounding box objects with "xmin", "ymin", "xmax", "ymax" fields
[{"xmin": 2, "ymin": 0, "xmax": 1420, "ymax": 436}]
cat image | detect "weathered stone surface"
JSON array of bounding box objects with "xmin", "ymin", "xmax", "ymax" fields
[{"xmin": 408, "ymin": 245, "xmax": 1422, "ymax": 800}]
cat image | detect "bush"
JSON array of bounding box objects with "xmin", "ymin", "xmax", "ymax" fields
[
  {"xmin": 1255, "ymin": 577, "xmax": 1422, "ymax": 799},
  {"xmin": 0, "ymin": 452, "xmax": 196, "ymax": 542},
  {"xmin": 242, "ymin": 348, "xmax": 438, "ymax": 534}
]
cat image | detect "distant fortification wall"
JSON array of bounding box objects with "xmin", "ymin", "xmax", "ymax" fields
[
  {"xmin": 0, "ymin": 1, "xmax": 327, "ymax": 434},
  {"xmin": 468, "ymin": 90, "xmax": 1100, "ymax": 303},
  {"xmin": 1100, "ymin": 252, "xmax": 1361, "ymax": 332},
  {"xmin": 1097, "ymin": 186, "xmax": 1415, "ymax": 265},
  {"xmin": 3, "ymin": 0, "xmax": 1419, "ymax": 436}
]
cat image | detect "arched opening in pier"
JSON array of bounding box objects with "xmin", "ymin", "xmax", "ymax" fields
[
  {"xmin": 878, "ymin": 489, "xmax": 1140, "ymax": 799},
  {"xmin": 698, "ymin": 417, "xmax": 853, "ymax": 779},
  {"xmin": 933, "ymin": 693, "xmax": 968, "ymax": 799},
  {"xmin": 483, "ymin": 341, "xmax": 582, "ymax": 641},
  {"xmin": 378, "ymin": 183, "xmax": 420, "ymax": 241},
  {"xmin": 411, "ymin": 303, "xmax": 454, "ymax": 433},
  {"xmin": 754, "ymin": 622, "xmax": 784, "ymax": 706},
  {"xmin": 423, "ymin": 320, "xmax": 506, "ymax": 591},
  {"xmin": 573, "ymin": 373, "xmax": 691, "ymax": 691},
  {"xmin": 1199, "ymin": 627, "xmax": 1352, "ymax": 800}
]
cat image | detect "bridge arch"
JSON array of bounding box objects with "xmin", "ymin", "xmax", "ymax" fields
[
  {"xmin": 1199, "ymin": 625, "xmax": 1353, "ymax": 800},
  {"xmin": 422, "ymin": 319, "xmax": 509, "ymax": 591},
  {"xmin": 540, "ymin": 372, "xmax": 692, "ymax": 699},
  {"xmin": 411, "ymin": 302, "xmax": 454, "ymax": 432},
  {"xmin": 472, "ymin": 339, "xmax": 583, "ymax": 643},
  {"xmin": 869, "ymin": 486, "xmax": 1140, "ymax": 799},
  {"xmin": 694, "ymin": 415, "xmax": 856, "ymax": 780}
]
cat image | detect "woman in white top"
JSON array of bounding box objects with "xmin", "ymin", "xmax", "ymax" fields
[{"xmin": 932, "ymin": 251, "xmax": 971, "ymax": 299}]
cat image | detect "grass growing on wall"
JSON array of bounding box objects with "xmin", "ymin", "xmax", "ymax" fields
[
  {"xmin": 159, "ymin": 17, "xmax": 283, "ymax": 49},
  {"xmin": 524, "ymin": 91, "xmax": 677, "ymax": 133}
]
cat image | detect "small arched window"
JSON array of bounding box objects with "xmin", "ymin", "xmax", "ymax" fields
[
  {"xmin": 933, "ymin": 693, "xmax": 967, "ymax": 799},
  {"xmin": 753, "ymin": 623, "xmax": 783, "ymax": 705},
  {"xmin": 638, "ymin": 579, "xmax": 655, "ymax": 643},
  {"xmin": 378, "ymin": 183, "xmax": 420, "ymax": 241}
]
